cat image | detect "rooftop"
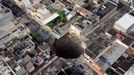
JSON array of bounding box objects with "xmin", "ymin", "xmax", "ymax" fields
[
  {"xmin": 95, "ymin": 39, "xmax": 128, "ymax": 71},
  {"xmin": 18, "ymin": 0, "xmax": 41, "ymax": 7},
  {"xmin": 0, "ymin": 3, "xmax": 14, "ymax": 26},
  {"xmin": 76, "ymin": 5, "xmax": 99, "ymax": 24},
  {"xmin": 95, "ymin": 1, "xmax": 117, "ymax": 18},
  {"xmin": 0, "ymin": 22, "xmax": 17, "ymax": 39},
  {"xmin": 41, "ymin": 12, "xmax": 59, "ymax": 25},
  {"xmin": 112, "ymin": 47, "xmax": 134, "ymax": 74},
  {"xmin": 15, "ymin": 65, "xmax": 27, "ymax": 75},
  {"xmin": 47, "ymin": 1, "xmax": 65, "ymax": 11},
  {"xmin": 107, "ymin": 29, "xmax": 134, "ymax": 46},
  {"xmin": 124, "ymin": 64, "xmax": 134, "ymax": 75},
  {"xmin": 38, "ymin": 43, "xmax": 50, "ymax": 52},
  {"xmin": 25, "ymin": 61, "xmax": 34, "ymax": 72},
  {"xmin": 0, "ymin": 21, "xmax": 30, "ymax": 48},
  {"xmin": 0, "ymin": 58, "xmax": 15, "ymax": 75},
  {"xmin": 86, "ymin": 34, "xmax": 114, "ymax": 59},
  {"xmin": 76, "ymin": 6, "xmax": 94, "ymax": 19},
  {"xmin": 85, "ymin": 1, "xmax": 117, "ymax": 18},
  {"xmin": 114, "ymin": 13, "xmax": 134, "ymax": 32},
  {"xmin": 23, "ymin": 54, "xmax": 32, "ymax": 64},
  {"xmin": 0, "ymin": 4, "xmax": 12, "ymax": 17}
]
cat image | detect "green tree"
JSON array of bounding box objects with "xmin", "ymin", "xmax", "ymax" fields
[
  {"xmin": 30, "ymin": 32, "xmax": 43, "ymax": 43},
  {"xmin": 106, "ymin": 68, "xmax": 119, "ymax": 75}
]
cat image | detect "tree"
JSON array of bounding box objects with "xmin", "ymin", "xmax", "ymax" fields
[
  {"xmin": 30, "ymin": 32, "xmax": 43, "ymax": 43},
  {"xmin": 106, "ymin": 68, "xmax": 119, "ymax": 75}
]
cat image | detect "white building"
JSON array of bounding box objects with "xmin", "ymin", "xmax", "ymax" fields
[
  {"xmin": 114, "ymin": 13, "xmax": 134, "ymax": 33},
  {"xmin": 13, "ymin": 0, "xmax": 41, "ymax": 7}
]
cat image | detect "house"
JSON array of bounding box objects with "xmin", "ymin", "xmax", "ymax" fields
[
  {"xmin": 36, "ymin": 56, "xmax": 44, "ymax": 65},
  {"xmin": 38, "ymin": 43, "xmax": 50, "ymax": 52},
  {"xmin": 15, "ymin": 65, "xmax": 27, "ymax": 75},
  {"xmin": 23, "ymin": 55, "xmax": 32, "ymax": 64},
  {"xmin": 25, "ymin": 61, "xmax": 35, "ymax": 73}
]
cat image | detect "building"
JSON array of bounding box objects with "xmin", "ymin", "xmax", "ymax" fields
[
  {"xmin": 15, "ymin": 65, "xmax": 27, "ymax": 75},
  {"xmin": 38, "ymin": 43, "xmax": 51, "ymax": 52},
  {"xmin": 107, "ymin": 29, "xmax": 134, "ymax": 46},
  {"xmin": 25, "ymin": 61, "xmax": 35, "ymax": 73},
  {"xmin": 2, "ymin": 37, "xmax": 57, "ymax": 75},
  {"xmin": 114, "ymin": 13, "xmax": 134, "ymax": 33},
  {"xmin": 0, "ymin": 3, "xmax": 30, "ymax": 48},
  {"xmin": 47, "ymin": 1, "xmax": 66, "ymax": 11},
  {"xmin": 86, "ymin": 33, "xmax": 114, "ymax": 59},
  {"xmin": 23, "ymin": 54, "xmax": 32, "ymax": 64},
  {"xmin": 0, "ymin": 58, "xmax": 15, "ymax": 75},
  {"xmin": 76, "ymin": 6, "xmax": 94, "ymax": 19},
  {"xmin": 114, "ymin": 13, "xmax": 134, "ymax": 37},
  {"xmin": 75, "ymin": 5, "xmax": 99, "ymax": 24},
  {"xmin": 13, "ymin": 0, "xmax": 70, "ymax": 39},
  {"xmin": 76, "ymin": 1, "xmax": 117, "ymax": 24},
  {"xmin": 0, "ymin": 21, "xmax": 30, "ymax": 48},
  {"xmin": 69, "ymin": 16, "xmax": 96, "ymax": 36},
  {"xmin": 13, "ymin": 0, "xmax": 41, "ymax": 7},
  {"xmin": 0, "ymin": 22, "xmax": 30, "ymax": 48},
  {"xmin": 0, "ymin": 4, "xmax": 14, "ymax": 26},
  {"xmin": 124, "ymin": 64, "xmax": 134, "ymax": 75},
  {"xmin": 92, "ymin": 39, "xmax": 128, "ymax": 74},
  {"xmin": 85, "ymin": 1, "xmax": 117, "ymax": 21},
  {"xmin": 119, "ymin": 0, "xmax": 133, "ymax": 7},
  {"xmin": 95, "ymin": 1, "xmax": 117, "ymax": 21},
  {"xmin": 111, "ymin": 47, "xmax": 134, "ymax": 74}
]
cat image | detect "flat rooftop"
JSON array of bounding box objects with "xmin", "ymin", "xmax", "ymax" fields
[
  {"xmin": 0, "ymin": 21, "xmax": 30, "ymax": 48},
  {"xmin": 85, "ymin": 1, "xmax": 117, "ymax": 18},
  {"xmin": 107, "ymin": 29, "xmax": 134, "ymax": 46},
  {"xmin": 95, "ymin": 39, "xmax": 128, "ymax": 71},
  {"xmin": 112, "ymin": 47, "xmax": 134, "ymax": 74},
  {"xmin": 124, "ymin": 64, "xmax": 134, "ymax": 75},
  {"xmin": 114, "ymin": 13, "xmax": 134, "ymax": 32},
  {"xmin": 0, "ymin": 22, "xmax": 17, "ymax": 39},
  {"xmin": 86, "ymin": 34, "xmax": 114, "ymax": 59},
  {"xmin": 0, "ymin": 58, "xmax": 15, "ymax": 75},
  {"xmin": 95, "ymin": 1, "xmax": 117, "ymax": 18},
  {"xmin": 0, "ymin": 4, "xmax": 11, "ymax": 16}
]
